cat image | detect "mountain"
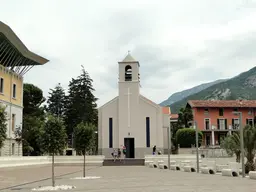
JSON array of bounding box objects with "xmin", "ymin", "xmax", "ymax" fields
[
  {"xmin": 169, "ymin": 66, "xmax": 256, "ymax": 113},
  {"xmin": 159, "ymin": 79, "xmax": 227, "ymax": 106}
]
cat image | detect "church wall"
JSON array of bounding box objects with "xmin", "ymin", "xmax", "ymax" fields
[
  {"xmin": 98, "ymin": 98, "xmax": 119, "ymax": 158},
  {"xmin": 132, "ymin": 97, "xmax": 164, "ymax": 157}
]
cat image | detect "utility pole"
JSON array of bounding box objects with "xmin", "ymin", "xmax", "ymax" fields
[
  {"xmin": 194, "ymin": 121, "xmax": 199, "ymax": 173},
  {"xmin": 233, "ymin": 111, "xmax": 245, "ymax": 178}
]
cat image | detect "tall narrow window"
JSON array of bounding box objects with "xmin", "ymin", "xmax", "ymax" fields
[
  {"xmin": 232, "ymin": 118, "xmax": 239, "ymax": 129},
  {"xmin": 12, "ymin": 114, "xmax": 16, "ymax": 131},
  {"xmin": 204, "ymin": 119, "xmax": 210, "ymax": 130},
  {"xmin": 219, "ymin": 108, "xmax": 224, "ymax": 116},
  {"xmin": 125, "ymin": 65, "xmax": 132, "ymax": 81},
  {"xmin": 146, "ymin": 117, "xmax": 150, "ymax": 147},
  {"xmin": 109, "ymin": 118, "xmax": 113, "ymax": 148},
  {"xmin": 0, "ymin": 78, "xmax": 4, "ymax": 93},
  {"xmin": 12, "ymin": 84, "xmax": 16, "ymax": 98}
]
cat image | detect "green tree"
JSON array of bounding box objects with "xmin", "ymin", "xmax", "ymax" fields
[
  {"xmin": 14, "ymin": 125, "xmax": 23, "ymax": 156},
  {"xmin": 22, "ymin": 116, "xmax": 44, "ymax": 156},
  {"xmin": 23, "ymin": 83, "xmax": 45, "ymax": 117},
  {"xmin": 220, "ymin": 132, "xmax": 241, "ymax": 162},
  {"xmin": 65, "ymin": 66, "xmax": 98, "ymax": 136},
  {"xmin": 176, "ymin": 128, "xmax": 203, "ymax": 148},
  {"xmin": 170, "ymin": 122, "xmax": 179, "ymax": 154},
  {"xmin": 0, "ymin": 104, "xmax": 7, "ymax": 149},
  {"xmin": 73, "ymin": 122, "xmax": 95, "ymax": 177},
  {"xmin": 177, "ymin": 107, "xmax": 193, "ymax": 128},
  {"xmin": 243, "ymin": 125, "xmax": 256, "ymax": 173},
  {"xmin": 41, "ymin": 115, "xmax": 67, "ymax": 187},
  {"xmin": 47, "ymin": 83, "xmax": 67, "ymax": 118},
  {"xmin": 23, "ymin": 83, "xmax": 46, "ymax": 155}
]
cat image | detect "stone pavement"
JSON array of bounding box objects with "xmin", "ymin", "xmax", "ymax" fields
[{"xmin": 1, "ymin": 165, "xmax": 255, "ymax": 192}]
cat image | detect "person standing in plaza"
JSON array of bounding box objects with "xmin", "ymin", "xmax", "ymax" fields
[{"xmin": 122, "ymin": 145, "xmax": 126, "ymax": 158}]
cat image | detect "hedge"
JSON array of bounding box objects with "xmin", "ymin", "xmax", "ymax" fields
[{"xmin": 176, "ymin": 128, "xmax": 203, "ymax": 148}]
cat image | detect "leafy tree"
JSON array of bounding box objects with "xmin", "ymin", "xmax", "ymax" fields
[
  {"xmin": 220, "ymin": 132, "xmax": 241, "ymax": 162},
  {"xmin": 73, "ymin": 122, "xmax": 95, "ymax": 177},
  {"xmin": 0, "ymin": 104, "xmax": 7, "ymax": 149},
  {"xmin": 176, "ymin": 128, "xmax": 203, "ymax": 148},
  {"xmin": 65, "ymin": 66, "xmax": 98, "ymax": 136},
  {"xmin": 243, "ymin": 125, "xmax": 256, "ymax": 173},
  {"xmin": 22, "ymin": 83, "xmax": 46, "ymax": 155},
  {"xmin": 170, "ymin": 122, "xmax": 179, "ymax": 154},
  {"xmin": 14, "ymin": 126, "xmax": 23, "ymax": 156},
  {"xmin": 177, "ymin": 107, "xmax": 193, "ymax": 128},
  {"xmin": 23, "ymin": 83, "xmax": 45, "ymax": 117},
  {"xmin": 22, "ymin": 115, "xmax": 44, "ymax": 156},
  {"xmin": 47, "ymin": 83, "xmax": 66, "ymax": 118},
  {"xmin": 41, "ymin": 115, "xmax": 67, "ymax": 187}
]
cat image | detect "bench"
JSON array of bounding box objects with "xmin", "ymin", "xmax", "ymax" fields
[
  {"xmin": 249, "ymin": 171, "xmax": 256, "ymax": 180},
  {"xmin": 184, "ymin": 165, "xmax": 196, "ymax": 172},
  {"xmin": 221, "ymin": 162, "xmax": 240, "ymax": 177},
  {"xmin": 201, "ymin": 161, "xmax": 216, "ymax": 174},
  {"xmin": 159, "ymin": 164, "xmax": 168, "ymax": 169},
  {"xmin": 170, "ymin": 164, "xmax": 181, "ymax": 171}
]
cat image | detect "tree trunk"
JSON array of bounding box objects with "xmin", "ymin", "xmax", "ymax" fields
[
  {"xmin": 83, "ymin": 152, "xmax": 86, "ymax": 178},
  {"xmin": 235, "ymin": 152, "xmax": 240, "ymax": 163},
  {"xmin": 52, "ymin": 154, "xmax": 55, "ymax": 187}
]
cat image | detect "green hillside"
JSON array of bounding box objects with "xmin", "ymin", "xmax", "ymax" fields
[{"xmin": 169, "ymin": 66, "xmax": 256, "ymax": 113}]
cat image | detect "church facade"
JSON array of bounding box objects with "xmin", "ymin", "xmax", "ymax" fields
[{"xmin": 98, "ymin": 53, "xmax": 170, "ymax": 159}]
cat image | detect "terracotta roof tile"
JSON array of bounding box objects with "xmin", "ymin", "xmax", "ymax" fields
[
  {"xmin": 162, "ymin": 107, "xmax": 170, "ymax": 114},
  {"xmin": 170, "ymin": 114, "xmax": 179, "ymax": 119},
  {"xmin": 188, "ymin": 100, "xmax": 256, "ymax": 108}
]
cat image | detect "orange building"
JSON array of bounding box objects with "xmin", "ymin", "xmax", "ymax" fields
[{"xmin": 186, "ymin": 100, "xmax": 256, "ymax": 147}]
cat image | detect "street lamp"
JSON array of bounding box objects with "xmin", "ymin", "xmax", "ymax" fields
[
  {"xmin": 232, "ymin": 111, "xmax": 245, "ymax": 178},
  {"xmin": 166, "ymin": 118, "xmax": 178, "ymax": 170},
  {"xmin": 194, "ymin": 121, "xmax": 200, "ymax": 173}
]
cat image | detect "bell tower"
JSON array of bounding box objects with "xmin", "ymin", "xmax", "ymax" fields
[{"xmin": 118, "ymin": 52, "xmax": 140, "ymax": 147}]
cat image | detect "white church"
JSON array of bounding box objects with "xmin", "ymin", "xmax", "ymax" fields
[{"xmin": 98, "ymin": 53, "xmax": 170, "ymax": 159}]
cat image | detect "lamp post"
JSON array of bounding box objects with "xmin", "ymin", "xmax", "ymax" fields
[
  {"xmin": 232, "ymin": 111, "xmax": 245, "ymax": 178},
  {"xmin": 167, "ymin": 118, "xmax": 178, "ymax": 169},
  {"xmin": 194, "ymin": 121, "xmax": 200, "ymax": 173}
]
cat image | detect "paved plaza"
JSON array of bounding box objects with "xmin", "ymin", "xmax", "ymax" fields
[{"xmin": 0, "ymin": 165, "xmax": 255, "ymax": 192}]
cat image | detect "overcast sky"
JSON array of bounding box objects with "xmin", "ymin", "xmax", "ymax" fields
[{"xmin": 1, "ymin": 0, "xmax": 256, "ymax": 106}]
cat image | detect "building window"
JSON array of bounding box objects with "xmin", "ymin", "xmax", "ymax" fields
[
  {"xmin": 246, "ymin": 118, "xmax": 253, "ymax": 126},
  {"xmin": 109, "ymin": 118, "xmax": 113, "ymax": 148},
  {"xmin": 204, "ymin": 119, "xmax": 210, "ymax": 130},
  {"xmin": 217, "ymin": 119, "xmax": 227, "ymax": 130},
  {"xmin": 219, "ymin": 108, "xmax": 224, "ymax": 116},
  {"xmin": 146, "ymin": 117, "xmax": 150, "ymax": 147},
  {"xmin": 125, "ymin": 65, "xmax": 132, "ymax": 81},
  {"xmin": 12, "ymin": 114, "xmax": 16, "ymax": 131},
  {"xmin": 248, "ymin": 108, "xmax": 253, "ymax": 115},
  {"xmin": 233, "ymin": 108, "xmax": 238, "ymax": 112},
  {"xmin": 0, "ymin": 78, "xmax": 4, "ymax": 93},
  {"xmin": 204, "ymin": 108, "xmax": 209, "ymax": 115},
  {"xmin": 12, "ymin": 143, "xmax": 15, "ymax": 155},
  {"xmin": 232, "ymin": 118, "xmax": 240, "ymax": 129},
  {"xmin": 12, "ymin": 84, "xmax": 16, "ymax": 98}
]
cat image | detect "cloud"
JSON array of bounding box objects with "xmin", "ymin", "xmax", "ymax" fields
[{"xmin": 1, "ymin": 0, "xmax": 256, "ymax": 107}]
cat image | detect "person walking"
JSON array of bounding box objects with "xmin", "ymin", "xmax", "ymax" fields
[
  {"xmin": 122, "ymin": 145, "xmax": 126, "ymax": 159},
  {"xmin": 153, "ymin": 145, "xmax": 156, "ymax": 155}
]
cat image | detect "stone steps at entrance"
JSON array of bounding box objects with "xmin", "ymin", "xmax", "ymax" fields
[{"xmin": 103, "ymin": 158, "xmax": 145, "ymax": 166}]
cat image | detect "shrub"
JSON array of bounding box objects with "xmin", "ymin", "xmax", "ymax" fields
[{"xmin": 176, "ymin": 128, "xmax": 203, "ymax": 148}]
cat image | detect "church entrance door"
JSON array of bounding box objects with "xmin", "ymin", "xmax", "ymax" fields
[{"xmin": 124, "ymin": 138, "xmax": 135, "ymax": 158}]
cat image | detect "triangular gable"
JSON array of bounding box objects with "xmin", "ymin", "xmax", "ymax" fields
[
  {"xmin": 98, "ymin": 96, "xmax": 118, "ymax": 110},
  {"xmin": 139, "ymin": 95, "xmax": 161, "ymax": 109}
]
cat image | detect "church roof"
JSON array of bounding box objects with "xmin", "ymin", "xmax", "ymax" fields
[{"xmin": 122, "ymin": 53, "xmax": 137, "ymax": 62}]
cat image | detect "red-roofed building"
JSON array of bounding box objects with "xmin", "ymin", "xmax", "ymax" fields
[{"xmin": 186, "ymin": 100, "xmax": 256, "ymax": 147}]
